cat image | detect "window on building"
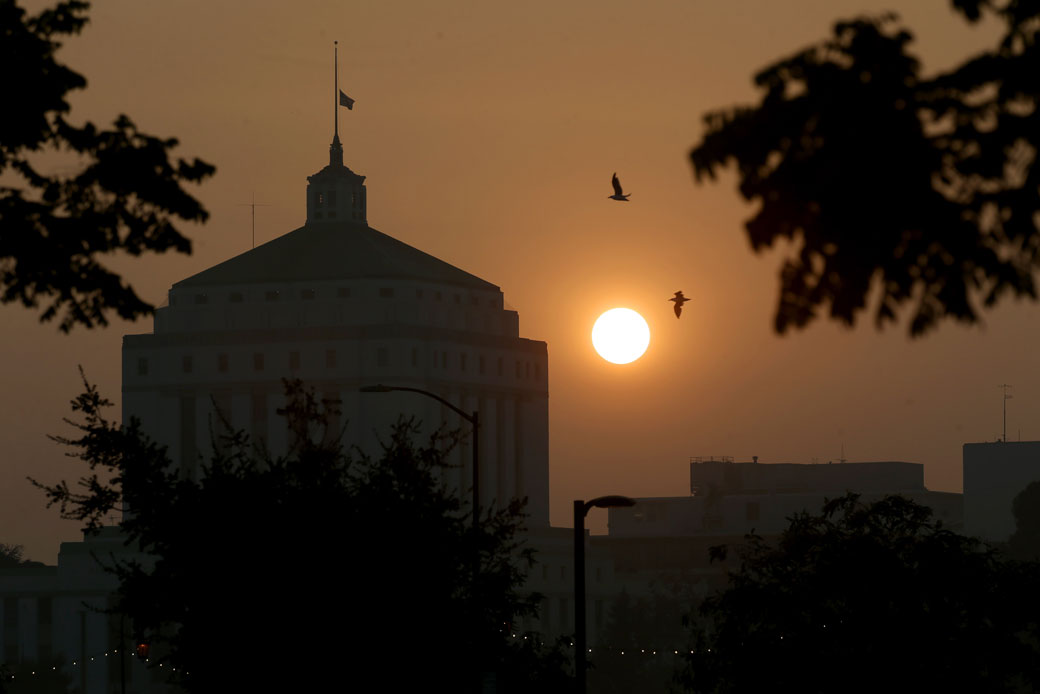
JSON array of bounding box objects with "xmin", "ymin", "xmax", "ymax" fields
[
  {"xmin": 377, "ymin": 347, "xmax": 389, "ymax": 368},
  {"xmin": 515, "ymin": 360, "xmax": 522, "ymax": 378},
  {"xmin": 326, "ymin": 349, "xmax": 337, "ymax": 369},
  {"xmin": 218, "ymin": 354, "xmax": 229, "ymax": 373},
  {"xmin": 194, "ymin": 294, "xmax": 208, "ymax": 305},
  {"xmin": 746, "ymin": 501, "xmax": 760, "ymax": 522},
  {"xmin": 416, "ymin": 289, "xmax": 424, "ymax": 299},
  {"xmin": 301, "ymin": 289, "xmax": 316, "ymax": 300},
  {"xmin": 594, "ymin": 600, "xmax": 603, "ymax": 629},
  {"xmin": 442, "ymin": 352, "xmax": 447, "ymax": 369},
  {"xmin": 479, "ymin": 355, "xmax": 485, "ymax": 375},
  {"xmin": 137, "ymin": 357, "xmax": 148, "ymax": 376},
  {"xmin": 229, "ymin": 291, "xmax": 244, "ymax": 303},
  {"xmin": 542, "ymin": 564, "xmax": 548, "ymax": 580},
  {"xmin": 497, "ymin": 357, "xmax": 503, "ymax": 377},
  {"xmin": 435, "ymin": 291, "xmax": 443, "ymax": 301},
  {"xmin": 471, "ymin": 296, "xmax": 479, "ymax": 306},
  {"xmin": 328, "ymin": 190, "xmax": 336, "ymax": 207},
  {"xmin": 411, "ymin": 348, "xmax": 418, "ymax": 367},
  {"xmin": 317, "ymin": 192, "xmax": 324, "ymax": 206},
  {"xmin": 596, "ymin": 567, "xmax": 602, "ymax": 582},
  {"xmin": 379, "ymin": 287, "xmax": 395, "ymax": 298},
  {"xmin": 526, "ymin": 362, "xmax": 531, "ymax": 378},
  {"xmin": 289, "ymin": 351, "xmax": 300, "ymax": 371},
  {"xmin": 265, "ymin": 290, "xmax": 279, "ymax": 302},
  {"xmin": 535, "ymin": 363, "xmax": 541, "ymax": 379},
  {"xmin": 560, "ymin": 565, "xmax": 566, "ymax": 581},
  {"xmin": 253, "ymin": 353, "xmax": 264, "ymax": 371},
  {"xmin": 453, "ymin": 294, "xmax": 461, "ymax": 304},
  {"xmin": 460, "ymin": 354, "xmax": 467, "ymax": 372},
  {"xmin": 182, "ymin": 355, "xmax": 193, "ymax": 374},
  {"xmin": 337, "ymin": 287, "xmax": 351, "ymax": 298}
]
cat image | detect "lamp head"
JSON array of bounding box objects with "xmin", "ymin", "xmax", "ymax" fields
[
  {"xmin": 359, "ymin": 384, "xmax": 393, "ymax": 393},
  {"xmin": 588, "ymin": 495, "xmax": 636, "ymax": 509}
]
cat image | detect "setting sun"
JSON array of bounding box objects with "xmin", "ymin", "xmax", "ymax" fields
[{"xmin": 592, "ymin": 308, "xmax": 650, "ymax": 364}]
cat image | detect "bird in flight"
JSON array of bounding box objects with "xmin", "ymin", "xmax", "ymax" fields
[
  {"xmin": 670, "ymin": 290, "xmax": 690, "ymax": 318},
  {"xmin": 608, "ymin": 173, "xmax": 630, "ymax": 201}
]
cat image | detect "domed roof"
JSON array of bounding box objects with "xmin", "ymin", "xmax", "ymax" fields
[{"xmin": 173, "ymin": 221, "xmax": 499, "ymax": 291}]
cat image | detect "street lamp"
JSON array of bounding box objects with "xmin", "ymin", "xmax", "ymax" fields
[
  {"xmin": 574, "ymin": 495, "xmax": 636, "ymax": 694},
  {"xmin": 359, "ymin": 384, "xmax": 480, "ymax": 531},
  {"xmin": 361, "ymin": 383, "xmax": 485, "ymax": 692}
]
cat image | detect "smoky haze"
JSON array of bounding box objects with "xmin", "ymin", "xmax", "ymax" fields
[{"xmin": 3, "ymin": 0, "xmax": 1032, "ymax": 563}]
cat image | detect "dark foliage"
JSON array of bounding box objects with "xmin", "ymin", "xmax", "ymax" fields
[
  {"xmin": 0, "ymin": 0, "xmax": 214, "ymax": 331},
  {"xmin": 32, "ymin": 377, "xmax": 571, "ymax": 693},
  {"xmin": 1007, "ymin": 479, "xmax": 1040, "ymax": 560},
  {"xmin": 681, "ymin": 494, "xmax": 1040, "ymax": 693},
  {"xmin": 690, "ymin": 0, "xmax": 1040, "ymax": 336}
]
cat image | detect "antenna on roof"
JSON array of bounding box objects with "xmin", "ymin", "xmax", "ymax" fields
[
  {"xmin": 999, "ymin": 383, "xmax": 1013, "ymax": 442},
  {"xmin": 839, "ymin": 442, "xmax": 847, "ymax": 464},
  {"xmin": 238, "ymin": 192, "xmax": 272, "ymax": 249}
]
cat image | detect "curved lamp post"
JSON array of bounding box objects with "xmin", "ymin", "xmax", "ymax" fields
[
  {"xmin": 574, "ymin": 495, "xmax": 636, "ymax": 693},
  {"xmin": 359, "ymin": 384, "xmax": 480, "ymax": 531}
]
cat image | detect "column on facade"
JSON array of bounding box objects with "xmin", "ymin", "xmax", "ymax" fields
[{"xmin": 499, "ymin": 396, "xmax": 517, "ymax": 510}]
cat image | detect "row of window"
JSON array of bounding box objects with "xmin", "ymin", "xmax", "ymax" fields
[
  {"xmin": 179, "ymin": 287, "xmax": 501, "ymax": 308},
  {"xmin": 314, "ymin": 189, "xmax": 361, "ymax": 209},
  {"xmin": 136, "ymin": 349, "xmax": 543, "ymax": 381}
]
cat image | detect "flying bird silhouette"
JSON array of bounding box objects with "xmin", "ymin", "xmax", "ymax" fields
[
  {"xmin": 608, "ymin": 173, "xmax": 630, "ymax": 201},
  {"xmin": 670, "ymin": 290, "xmax": 690, "ymax": 318}
]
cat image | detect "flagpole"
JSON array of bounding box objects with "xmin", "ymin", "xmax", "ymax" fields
[{"xmin": 334, "ymin": 40, "xmax": 339, "ymax": 140}]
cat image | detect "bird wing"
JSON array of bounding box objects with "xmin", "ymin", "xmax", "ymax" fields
[{"xmin": 612, "ymin": 173, "xmax": 623, "ymax": 196}]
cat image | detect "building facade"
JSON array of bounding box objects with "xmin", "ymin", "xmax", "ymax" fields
[
  {"xmin": 121, "ymin": 133, "xmax": 550, "ymax": 525},
  {"xmin": 963, "ymin": 441, "xmax": 1040, "ymax": 542},
  {"xmin": 609, "ymin": 459, "xmax": 963, "ymax": 539}
]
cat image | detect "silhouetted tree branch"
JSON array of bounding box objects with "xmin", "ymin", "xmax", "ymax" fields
[
  {"xmin": 0, "ymin": 0, "xmax": 214, "ymax": 331},
  {"xmin": 33, "ymin": 376, "xmax": 572, "ymax": 693},
  {"xmin": 680, "ymin": 494, "xmax": 1040, "ymax": 693},
  {"xmin": 691, "ymin": 1, "xmax": 1040, "ymax": 336}
]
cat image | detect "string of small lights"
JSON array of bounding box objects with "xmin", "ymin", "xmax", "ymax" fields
[
  {"xmin": 505, "ymin": 632, "xmax": 696, "ymax": 656},
  {"xmin": 3, "ymin": 648, "xmax": 189, "ymax": 681}
]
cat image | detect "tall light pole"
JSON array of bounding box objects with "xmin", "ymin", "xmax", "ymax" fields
[
  {"xmin": 359, "ymin": 384, "xmax": 480, "ymax": 531},
  {"xmin": 361, "ymin": 383, "xmax": 483, "ymax": 691},
  {"xmin": 574, "ymin": 495, "xmax": 636, "ymax": 693}
]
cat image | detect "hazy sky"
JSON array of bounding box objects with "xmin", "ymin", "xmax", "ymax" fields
[{"xmin": 5, "ymin": 0, "xmax": 1034, "ymax": 561}]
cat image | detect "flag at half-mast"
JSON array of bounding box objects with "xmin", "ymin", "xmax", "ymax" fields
[{"xmin": 339, "ymin": 90, "xmax": 355, "ymax": 110}]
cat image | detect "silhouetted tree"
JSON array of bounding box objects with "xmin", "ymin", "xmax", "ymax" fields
[
  {"xmin": 0, "ymin": 0, "xmax": 214, "ymax": 331},
  {"xmin": 690, "ymin": 1, "xmax": 1040, "ymax": 337},
  {"xmin": 0, "ymin": 544, "xmax": 44, "ymax": 568},
  {"xmin": 680, "ymin": 494, "xmax": 1040, "ymax": 693},
  {"xmin": 1007, "ymin": 480, "xmax": 1040, "ymax": 560},
  {"xmin": 32, "ymin": 376, "xmax": 571, "ymax": 693}
]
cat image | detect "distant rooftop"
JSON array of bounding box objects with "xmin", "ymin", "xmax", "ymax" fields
[
  {"xmin": 173, "ymin": 221, "xmax": 499, "ymax": 291},
  {"xmin": 690, "ymin": 459, "xmax": 925, "ymax": 496}
]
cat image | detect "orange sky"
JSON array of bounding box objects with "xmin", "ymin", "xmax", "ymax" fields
[{"xmin": 5, "ymin": 0, "xmax": 1035, "ymax": 561}]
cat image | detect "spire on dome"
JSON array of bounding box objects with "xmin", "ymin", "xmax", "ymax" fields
[
  {"xmin": 306, "ymin": 41, "xmax": 366, "ymax": 225},
  {"xmin": 330, "ymin": 133, "xmax": 344, "ymax": 168}
]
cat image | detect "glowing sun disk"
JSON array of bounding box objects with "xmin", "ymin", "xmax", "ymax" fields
[{"xmin": 592, "ymin": 308, "xmax": 650, "ymax": 364}]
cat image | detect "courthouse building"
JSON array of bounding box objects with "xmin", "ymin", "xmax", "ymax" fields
[{"xmin": 1, "ymin": 127, "xmax": 553, "ymax": 693}]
